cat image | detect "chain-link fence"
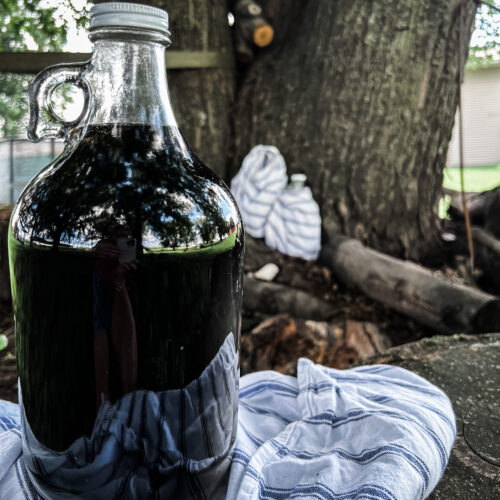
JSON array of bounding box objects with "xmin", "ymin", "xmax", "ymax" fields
[{"xmin": 0, "ymin": 137, "xmax": 64, "ymax": 205}]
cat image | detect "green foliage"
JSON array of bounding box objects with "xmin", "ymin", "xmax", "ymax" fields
[
  {"xmin": 468, "ymin": 1, "xmax": 500, "ymax": 68},
  {"xmin": 0, "ymin": 73, "xmax": 30, "ymax": 136},
  {"xmin": 1, "ymin": 1, "xmax": 65, "ymax": 52},
  {"xmin": 0, "ymin": 0, "xmax": 90, "ymax": 136},
  {"xmin": 443, "ymin": 164, "xmax": 500, "ymax": 193},
  {"xmin": 0, "ymin": 334, "xmax": 8, "ymax": 351}
]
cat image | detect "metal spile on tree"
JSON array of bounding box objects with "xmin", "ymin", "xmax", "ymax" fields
[{"xmin": 8, "ymin": 3, "xmax": 244, "ymax": 498}]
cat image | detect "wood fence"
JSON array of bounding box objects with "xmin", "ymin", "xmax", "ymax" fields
[{"xmin": 0, "ymin": 51, "xmax": 234, "ymax": 74}]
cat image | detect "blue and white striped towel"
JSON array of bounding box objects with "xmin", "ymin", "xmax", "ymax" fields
[
  {"xmin": 231, "ymin": 146, "xmax": 288, "ymax": 238},
  {"xmin": 0, "ymin": 360, "xmax": 455, "ymax": 499},
  {"xmin": 264, "ymin": 186, "xmax": 322, "ymax": 261},
  {"xmin": 231, "ymin": 146, "xmax": 322, "ymax": 261}
]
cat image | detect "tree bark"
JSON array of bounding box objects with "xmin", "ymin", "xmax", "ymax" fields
[
  {"xmin": 97, "ymin": 0, "xmax": 236, "ymax": 179},
  {"xmin": 161, "ymin": 1, "xmax": 235, "ymax": 178},
  {"xmin": 232, "ymin": 0, "xmax": 477, "ymax": 262},
  {"xmin": 321, "ymin": 235, "xmax": 500, "ymax": 335}
]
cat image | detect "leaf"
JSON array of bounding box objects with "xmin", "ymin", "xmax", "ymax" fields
[{"xmin": 0, "ymin": 334, "xmax": 8, "ymax": 352}]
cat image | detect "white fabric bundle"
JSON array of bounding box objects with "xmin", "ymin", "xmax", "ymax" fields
[
  {"xmin": 231, "ymin": 146, "xmax": 288, "ymax": 238},
  {"xmin": 264, "ymin": 185, "xmax": 322, "ymax": 261},
  {"xmin": 231, "ymin": 146, "xmax": 321, "ymax": 260},
  {"xmin": 228, "ymin": 360, "xmax": 456, "ymax": 500},
  {"xmin": 0, "ymin": 359, "xmax": 455, "ymax": 499}
]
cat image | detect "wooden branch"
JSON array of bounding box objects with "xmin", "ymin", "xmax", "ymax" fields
[
  {"xmin": 234, "ymin": 0, "xmax": 263, "ymax": 17},
  {"xmin": 238, "ymin": 17, "xmax": 274, "ymax": 47},
  {"xmin": 320, "ymin": 235, "xmax": 500, "ymax": 334},
  {"xmin": 446, "ymin": 186, "xmax": 500, "ymax": 236},
  {"xmin": 243, "ymin": 276, "xmax": 334, "ymax": 320},
  {"xmin": 234, "ymin": 0, "xmax": 274, "ymax": 49}
]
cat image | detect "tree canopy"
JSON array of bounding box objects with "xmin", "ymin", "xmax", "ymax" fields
[
  {"xmin": 0, "ymin": 0, "xmax": 89, "ymax": 136},
  {"xmin": 468, "ymin": 0, "xmax": 500, "ymax": 67}
]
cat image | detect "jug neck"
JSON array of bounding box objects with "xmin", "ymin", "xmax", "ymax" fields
[{"xmin": 85, "ymin": 35, "xmax": 177, "ymax": 131}]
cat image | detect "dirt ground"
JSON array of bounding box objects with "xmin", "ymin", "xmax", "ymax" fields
[{"xmin": 240, "ymin": 252, "xmax": 438, "ymax": 375}]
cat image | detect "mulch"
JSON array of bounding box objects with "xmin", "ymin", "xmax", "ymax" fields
[{"xmin": 240, "ymin": 252, "xmax": 434, "ymax": 376}]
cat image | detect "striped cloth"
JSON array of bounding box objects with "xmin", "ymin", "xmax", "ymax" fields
[
  {"xmin": 231, "ymin": 146, "xmax": 321, "ymax": 261},
  {"xmin": 231, "ymin": 146, "xmax": 288, "ymax": 238},
  {"xmin": 0, "ymin": 360, "xmax": 455, "ymax": 499},
  {"xmin": 264, "ymin": 186, "xmax": 322, "ymax": 261},
  {"xmin": 15, "ymin": 333, "xmax": 238, "ymax": 500}
]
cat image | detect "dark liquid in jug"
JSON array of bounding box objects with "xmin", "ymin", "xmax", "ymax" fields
[{"xmin": 9, "ymin": 124, "xmax": 243, "ymax": 455}]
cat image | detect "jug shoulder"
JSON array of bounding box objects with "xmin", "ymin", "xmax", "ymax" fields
[{"xmin": 11, "ymin": 125, "xmax": 242, "ymax": 255}]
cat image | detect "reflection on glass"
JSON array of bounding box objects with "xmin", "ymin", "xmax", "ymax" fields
[
  {"xmin": 93, "ymin": 225, "xmax": 138, "ymax": 408},
  {"xmin": 12, "ymin": 126, "xmax": 237, "ymax": 253}
]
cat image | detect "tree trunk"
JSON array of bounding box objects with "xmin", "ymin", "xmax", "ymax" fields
[
  {"xmin": 232, "ymin": 0, "xmax": 477, "ymax": 262},
  {"xmin": 102, "ymin": 0, "xmax": 236, "ymax": 179}
]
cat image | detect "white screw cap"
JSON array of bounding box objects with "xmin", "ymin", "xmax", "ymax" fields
[{"xmin": 90, "ymin": 2, "xmax": 170, "ymax": 37}]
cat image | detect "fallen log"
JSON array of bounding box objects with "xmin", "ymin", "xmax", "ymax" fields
[
  {"xmin": 243, "ymin": 276, "xmax": 335, "ymax": 320},
  {"xmin": 442, "ymin": 224, "xmax": 500, "ymax": 293},
  {"xmin": 320, "ymin": 235, "xmax": 500, "ymax": 334}
]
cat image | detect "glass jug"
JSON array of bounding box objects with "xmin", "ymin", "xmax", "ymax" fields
[{"xmin": 8, "ymin": 3, "xmax": 243, "ymax": 498}]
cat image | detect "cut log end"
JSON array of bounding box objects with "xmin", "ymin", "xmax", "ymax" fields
[{"xmin": 253, "ymin": 24, "xmax": 274, "ymax": 47}]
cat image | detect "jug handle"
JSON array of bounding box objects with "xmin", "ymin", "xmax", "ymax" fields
[{"xmin": 27, "ymin": 62, "xmax": 92, "ymax": 143}]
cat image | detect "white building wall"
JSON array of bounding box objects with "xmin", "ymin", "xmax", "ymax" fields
[{"xmin": 447, "ymin": 65, "xmax": 500, "ymax": 167}]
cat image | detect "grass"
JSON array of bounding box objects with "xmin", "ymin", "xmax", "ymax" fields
[
  {"xmin": 146, "ymin": 228, "xmax": 238, "ymax": 257},
  {"xmin": 440, "ymin": 163, "xmax": 500, "ymax": 219},
  {"xmin": 443, "ymin": 164, "xmax": 500, "ymax": 193}
]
